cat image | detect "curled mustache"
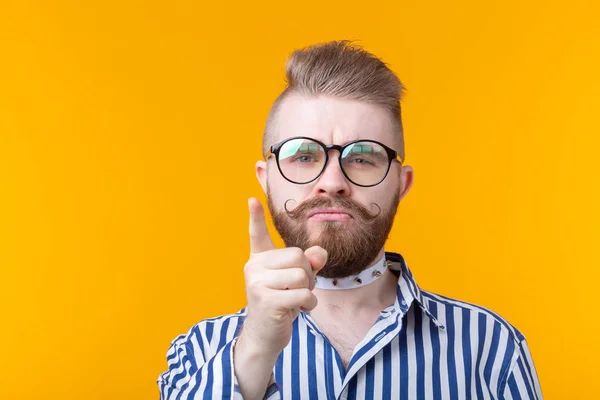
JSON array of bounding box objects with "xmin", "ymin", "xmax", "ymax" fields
[{"xmin": 283, "ymin": 197, "xmax": 381, "ymax": 221}]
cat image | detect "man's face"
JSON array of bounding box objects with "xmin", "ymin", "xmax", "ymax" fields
[{"xmin": 256, "ymin": 93, "xmax": 414, "ymax": 278}]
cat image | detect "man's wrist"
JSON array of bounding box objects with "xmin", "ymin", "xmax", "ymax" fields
[{"xmin": 234, "ymin": 331, "xmax": 280, "ymax": 366}]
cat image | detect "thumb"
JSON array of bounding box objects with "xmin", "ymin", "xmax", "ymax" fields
[
  {"xmin": 304, "ymin": 246, "xmax": 328, "ymax": 276},
  {"xmin": 304, "ymin": 246, "xmax": 328, "ymax": 271}
]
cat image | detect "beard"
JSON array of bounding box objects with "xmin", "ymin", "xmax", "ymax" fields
[{"xmin": 268, "ymin": 191, "xmax": 400, "ymax": 279}]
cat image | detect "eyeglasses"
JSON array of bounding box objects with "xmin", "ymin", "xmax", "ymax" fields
[{"xmin": 265, "ymin": 136, "xmax": 403, "ymax": 187}]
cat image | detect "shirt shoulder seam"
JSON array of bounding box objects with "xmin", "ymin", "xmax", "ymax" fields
[{"xmin": 421, "ymin": 290, "xmax": 526, "ymax": 343}]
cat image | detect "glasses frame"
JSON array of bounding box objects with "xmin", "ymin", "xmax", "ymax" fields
[{"xmin": 265, "ymin": 136, "xmax": 404, "ymax": 187}]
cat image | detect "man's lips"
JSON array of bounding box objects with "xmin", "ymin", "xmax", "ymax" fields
[{"xmin": 308, "ymin": 208, "xmax": 353, "ymax": 221}]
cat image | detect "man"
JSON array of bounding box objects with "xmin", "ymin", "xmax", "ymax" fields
[{"xmin": 158, "ymin": 41, "xmax": 543, "ymax": 399}]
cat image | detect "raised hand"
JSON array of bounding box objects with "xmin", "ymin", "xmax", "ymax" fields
[
  {"xmin": 243, "ymin": 197, "xmax": 327, "ymax": 353},
  {"xmin": 234, "ymin": 197, "xmax": 327, "ymax": 399}
]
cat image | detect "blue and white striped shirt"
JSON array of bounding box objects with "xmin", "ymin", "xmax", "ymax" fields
[{"xmin": 158, "ymin": 252, "xmax": 543, "ymax": 399}]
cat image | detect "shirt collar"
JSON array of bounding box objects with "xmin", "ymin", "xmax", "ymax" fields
[{"xmin": 385, "ymin": 251, "xmax": 446, "ymax": 330}]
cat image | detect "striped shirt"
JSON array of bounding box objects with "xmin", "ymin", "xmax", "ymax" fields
[{"xmin": 158, "ymin": 252, "xmax": 543, "ymax": 399}]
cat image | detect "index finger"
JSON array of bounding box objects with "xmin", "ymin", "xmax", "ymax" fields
[{"xmin": 248, "ymin": 197, "xmax": 276, "ymax": 254}]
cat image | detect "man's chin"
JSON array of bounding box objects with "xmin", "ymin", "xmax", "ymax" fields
[{"xmin": 306, "ymin": 218, "xmax": 356, "ymax": 231}]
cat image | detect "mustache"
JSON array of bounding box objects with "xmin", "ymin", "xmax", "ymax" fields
[{"xmin": 283, "ymin": 197, "xmax": 381, "ymax": 221}]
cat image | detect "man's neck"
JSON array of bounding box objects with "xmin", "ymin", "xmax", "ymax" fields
[{"xmin": 311, "ymin": 249, "xmax": 398, "ymax": 314}]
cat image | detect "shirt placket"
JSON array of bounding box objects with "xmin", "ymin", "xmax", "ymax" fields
[
  {"xmin": 302, "ymin": 314, "xmax": 347, "ymax": 399},
  {"xmin": 337, "ymin": 306, "xmax": 406, "ymax": 399}
]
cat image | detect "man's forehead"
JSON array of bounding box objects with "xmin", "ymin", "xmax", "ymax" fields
[{"xmin": 272, "ymin": 93, "xmax": 396, "ymax": 146}]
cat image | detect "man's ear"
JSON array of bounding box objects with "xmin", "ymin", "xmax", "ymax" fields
[
  {"xmin": 398, "ymin": 164, "xmax": 414, "ymax": 201},
  {"xmin": 256, "ymin": 160, "xmax": 268, "ymax": 194}
]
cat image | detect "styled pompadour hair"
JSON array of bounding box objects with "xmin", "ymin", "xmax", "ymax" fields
[{"xmin": 263, "ymin": 40, "xmax": 406, "ymax": 159}]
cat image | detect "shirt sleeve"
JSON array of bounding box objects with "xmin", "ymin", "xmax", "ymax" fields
[
  {"xmin": 157, "ymin": 329, "xmax": 280, "ymax": 399},
  {"xmin": 501, "ymin": 339, "xmax": 544, "ymax": 399}
]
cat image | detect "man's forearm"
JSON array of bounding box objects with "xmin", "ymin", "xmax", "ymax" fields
[{"xmin": 233, "ymin": 331, "xmax": 280, "ymax": 400}]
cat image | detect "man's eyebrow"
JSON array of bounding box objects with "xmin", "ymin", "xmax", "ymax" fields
[
  {"xmin": 297, "ymin": 143, "xmax": 320, "ymax": 152},
  {"xmin": 349, "ymin": 144, "xmax": 384, "ymax": 153}
]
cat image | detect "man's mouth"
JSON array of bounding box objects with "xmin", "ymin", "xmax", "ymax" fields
[{"xmin": 308, "ymin": 208, "xmax": 353, "ymax": 221}]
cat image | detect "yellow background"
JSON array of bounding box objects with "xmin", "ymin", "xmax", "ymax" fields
[{"xmin": 1, "ymin": 0, "xmax": 598, "ymax": 398}]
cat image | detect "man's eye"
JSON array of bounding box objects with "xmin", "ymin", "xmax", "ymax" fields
[
  {"xmin": 293, "ymin": 154, "xmax": 317, "ymax": 162},
  {"xmin": 349, "ymin": 157, "xmax": 374, "ymax": 165}
]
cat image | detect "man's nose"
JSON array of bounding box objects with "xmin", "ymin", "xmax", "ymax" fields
[{"xmin": 313, "ymin": 152, "xmax": 351, "ymax": 196}]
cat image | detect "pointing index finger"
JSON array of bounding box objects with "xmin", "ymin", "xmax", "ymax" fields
[{"xmin": 248, "ymin": 197, "xmax": 276, "ymax": 254}]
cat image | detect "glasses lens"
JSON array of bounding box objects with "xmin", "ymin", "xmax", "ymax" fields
[
  {"xmin": 278, "ymin": 138, "xmax": 326, "ymax": 183},
  {"xmin": 340, "ymin": 141, "xmax": 390, "ymax": 186}
]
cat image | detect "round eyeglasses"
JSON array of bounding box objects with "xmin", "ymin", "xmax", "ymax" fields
[{"xmin": 265, "ymin": 136, "xmax": 404, "ymax": 187}]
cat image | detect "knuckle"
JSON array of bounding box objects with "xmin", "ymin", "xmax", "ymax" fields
[
  {"xmin": 299, "ymin": 289, "xmax": 313, "ymax": 302},
  {"xmin": 244, "ymin": 254, "xmax": 264, "ymax": 273},
  {"xmin": 246, "ymin": 279, "xmax": 259, "ymax": 292},
  {"xmin": 289, "ymin": 247, "xmax": 305, "ymax": 261},
  {"xmin": 245, "ymin": 273, "xmax": 264, "ymax": 292},
  {"xmin": 243, "ymin": 263, "xmax": 256, "ymax": 279},
  {"xmin": 292, "ymin": 269, "xmax": 309, "ymax": 286}
]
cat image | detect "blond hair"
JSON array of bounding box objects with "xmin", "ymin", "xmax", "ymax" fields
[{"xmin": 263, "ymin": 40, "xmax": 406, "ymax": 159}]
